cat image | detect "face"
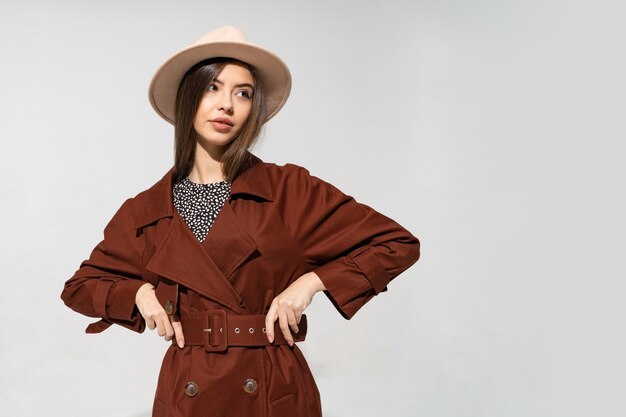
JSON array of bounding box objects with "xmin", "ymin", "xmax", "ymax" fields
[{"xmin": 193, "ymin": 63, "xmax": 255, "ymax": 149}]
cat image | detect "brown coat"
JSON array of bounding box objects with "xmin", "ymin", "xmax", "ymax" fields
[{"xmin": 60, "ymin": 152, "xmax": 420, "ymax": 417}]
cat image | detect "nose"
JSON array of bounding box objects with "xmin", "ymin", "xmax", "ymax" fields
[{"xmin": 217, "ymin": 91, "xmax": 233, "ymax": 114}]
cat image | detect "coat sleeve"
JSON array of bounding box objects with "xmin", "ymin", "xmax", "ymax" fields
[
  {"xmin": 60, "ymin": 197, "xmax": 147, "ymax": 334},
  {"xmin": 281, "ymin": 164, "xmax": 421, "ymax": 319}
]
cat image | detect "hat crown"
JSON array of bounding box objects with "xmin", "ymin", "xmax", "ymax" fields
[{"xmin": 194, "ymin": 26, "xmax": 248, "ymax": 45}]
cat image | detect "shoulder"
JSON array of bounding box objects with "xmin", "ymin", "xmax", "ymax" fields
[
  {"xmin": 260, "ymin": 160, "xmax": 309, "ymax": 180},
  {"xmin": 258, "ymin": 160, "xmax": 331, "ymax": 187},
  {"xmin": 110, "ymin": 167, "xmax": 174, "ymax": 230},
  {"xmin": 255, "ymin": 160, "xmax": 348, "ymax": 204}
]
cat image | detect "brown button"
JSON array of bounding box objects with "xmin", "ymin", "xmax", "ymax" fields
[
  {"xmin": 243, "ymin": 378, "xmax": 257, "ymax": 394},
  {"xmin": 184, "ymin": 381, "xmax": 198, "ymax": 397},
  {"xmin": 164, "ymin": 301, "xmax": 174, "ymax": 316}
]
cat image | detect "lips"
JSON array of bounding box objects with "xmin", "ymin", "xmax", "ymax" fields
[
  {"xmin": 209, "ymin": 118, "xmax": 234, "ymax": 133},
  {"xmin": 210, "ymin": 117, "xmax": 233, "ymax": 126}
]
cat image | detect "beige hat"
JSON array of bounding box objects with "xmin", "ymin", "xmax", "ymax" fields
[{"xmin": 148, "ymin": 25, "xmax": 292, "ymax": 125}]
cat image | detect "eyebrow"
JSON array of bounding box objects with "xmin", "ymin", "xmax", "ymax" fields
[{"xmin": 212, "ymin": 79, "xmax": 255, "ymax": 89}]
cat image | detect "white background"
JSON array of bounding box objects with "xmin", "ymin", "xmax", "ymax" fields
[{"xmin": 1, "ymin": 0, "xmax": 625, "ymax": 416}]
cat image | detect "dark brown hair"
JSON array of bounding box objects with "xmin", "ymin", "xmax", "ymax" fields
[{"xmin": 172, "ymin": 57, "xmax": 267, "ymax": 185}]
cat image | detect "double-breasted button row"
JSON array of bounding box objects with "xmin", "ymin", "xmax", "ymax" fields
[
  {"xmin": 184, "ymin": 381, "xmax": 198, "ymax": 397},
  {"xmin": 243, "ymin": 378, "xmax": 257, "ymax": 393},
  {"xmin": 184, "ymin": 379, "xmax": 257, "ymax": 396}
]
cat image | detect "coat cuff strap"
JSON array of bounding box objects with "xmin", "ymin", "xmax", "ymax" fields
[
  {"xmin": 348, "ymin": 247, "xmax": 390, "ymax": 295},
  {"xmin": 93, "ymin": 279, "xmax": 116, "ymax": 321}
]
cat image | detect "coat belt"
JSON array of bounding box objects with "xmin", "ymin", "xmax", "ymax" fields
[{"xmin": 175, "ymin": 310, "xmax": 307, "ymax": 352}]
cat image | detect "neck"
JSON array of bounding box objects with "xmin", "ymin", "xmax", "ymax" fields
[{"xmin": 188, "ymin": 141, "xmax": 227, "ymax": 184}]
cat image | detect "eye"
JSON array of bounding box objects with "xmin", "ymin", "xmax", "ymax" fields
[
  {"xmin": 237, "ymin": 89, "xmax": 253, "ymax": 99},
  {"xmin": 207, "ymin": 83, "xmax": 218, "ymax": 92}
]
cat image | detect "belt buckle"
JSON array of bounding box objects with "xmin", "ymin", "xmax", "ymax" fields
[{"xmin": 203, "ymin": 310, "xmax": 228, "ymax": 352}]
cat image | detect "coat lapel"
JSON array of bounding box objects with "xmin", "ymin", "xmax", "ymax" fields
[
  {"xmin": 146, "ymin": 209, "xmax": 245, "ymax": 313},
  {"xmin": 201, "ymin": 202, "xmax": 260, "ymax": 281},
  {"xmin": 134, "ymin": 152, "xmax": 273, "ymax": 313}
]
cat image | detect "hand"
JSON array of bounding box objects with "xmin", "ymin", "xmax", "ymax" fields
[
  {"xmin": 265, "ymin": 272, "xmax": 326, "ymax": 347},
  {"xmin": 135, "ymin": 282, "xmax": 185, "ymax": 348}
]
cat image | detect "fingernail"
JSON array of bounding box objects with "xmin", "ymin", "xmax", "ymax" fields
[{"xmin": 178, "ymin": 339, "xmax": 184, "ymax": 348}]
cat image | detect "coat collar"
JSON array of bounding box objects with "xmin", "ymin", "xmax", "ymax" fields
[{"xmin": 134, "ymin": 151, "xmax": 273, "ymax": 230}]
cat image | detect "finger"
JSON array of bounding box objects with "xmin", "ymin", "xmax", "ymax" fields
[
  {"xmin": 286, "ymin": 309, "xmax": 299, "ymax": 334},
  {"xmin": 156, "ymin": 317, "xmax": 166, "ymax": 337},
  {"xmin": 277, "ymin": 309, "xmax": 294, "ymax": 347},
  {"xmin": 162, "ymin": 315, "xmax": 175, "ymax": 341},
  {"xmin": 155, "ymin": 312, "xmax": 171, "ymax": 338},
  {"xmin": 265, "ymin": 304, "xmax": 278, "ymax": 343},
  {"xmin": 156, "ymin": 321, "xmax": 164, "ymax": 337},
  {"xmin": 171, "ymin": 315, "xmax": 185, "ymax": 348},
  {"xmin": 146, "ymin": 316, "xmax": 156, "ymax": 330}
]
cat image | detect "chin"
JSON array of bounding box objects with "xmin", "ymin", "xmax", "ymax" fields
[{"xmin": 197, "ymin": 136, "xmax": 236, "ymax": 149}]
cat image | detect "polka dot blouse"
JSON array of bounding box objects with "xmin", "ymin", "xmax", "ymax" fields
[{"xmin": 173, "ymin": 176, "xmax": 232, "ymax": 242}]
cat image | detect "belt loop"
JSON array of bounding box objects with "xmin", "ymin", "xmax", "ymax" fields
[{"xmin": 203, "ymin": 310, "xmax": 228, "ymax": 352}]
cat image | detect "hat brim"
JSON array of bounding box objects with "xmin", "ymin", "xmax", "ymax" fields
[{"xmin": 149, "ymin": 41, "xmax": 291, "ymax": 125}]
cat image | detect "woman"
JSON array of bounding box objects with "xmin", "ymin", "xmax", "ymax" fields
[{"xmin": 61, "ymin": 26, "xmax": 420, "ymax": 417}]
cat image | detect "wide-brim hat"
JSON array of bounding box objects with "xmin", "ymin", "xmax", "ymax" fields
[{"xmin": 148, "ymin": 25, "xmax": 292, "ymax": 125}]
